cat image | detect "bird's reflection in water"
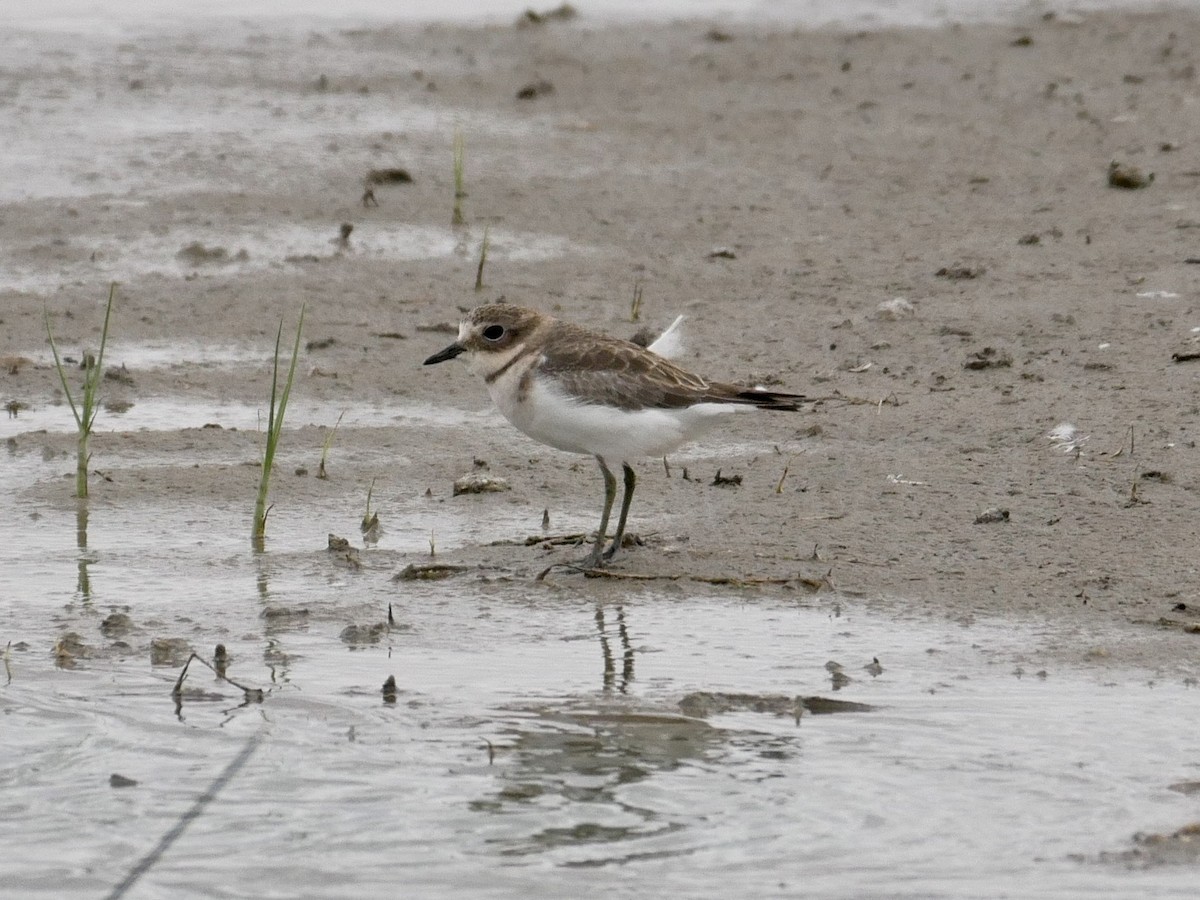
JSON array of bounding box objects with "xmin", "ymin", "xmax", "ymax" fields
[
  {"xmin": 466, "ymin": 604, "xmax": 729, "ymax": 860},
  {"xmin": 471, "ymin": 704, "xmax": 720, "ymax": 861},
  {"xmin": 595, "ymin": 603, "xmax": 634, "ymax": 694}
]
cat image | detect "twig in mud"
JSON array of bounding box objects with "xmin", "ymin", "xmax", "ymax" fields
[
  {"xmin": 630, "ymin": 281, "xmax": 644, "ymax": 322},
  {"xmin": 172, "ymin": 652, "xmax": 265, "ymax": 705},
  {"xmin": 1111, "ymin": 424, "xmax": 1135, "ymax": 458},
  {"xmin": 485, "ymin": 531, "xmax": 587, "ymax": 548},
  {"xmin": 535, "ymin": 563, "xmax": 831, "ymax": 591},
  {"xmin": 3, "ymin": 641, "xmax": 11, "ymax": 685},
  {"xmin": 522, "ymin": 531, "xmax": 587, "ymax": 547},
  {"xmin": 103, "ymin": 732, "xmax": 262, "ymax": 900},
  {"xmin": 1124, "ymin": 479, "xmax": 1148, "ymax": 508},
  {"xmin": 841, "ymin": 556, "xmax": 893, "ymax": 569}
]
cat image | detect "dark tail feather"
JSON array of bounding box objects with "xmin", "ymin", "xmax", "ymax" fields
[{"xmin": 733, "ymin": 388, "xmax": 806, "ymax": 411}]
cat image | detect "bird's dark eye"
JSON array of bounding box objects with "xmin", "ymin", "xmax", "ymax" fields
[{"xmin": 482, "ymin": 324, "xmax": 505, "ymax": 341}]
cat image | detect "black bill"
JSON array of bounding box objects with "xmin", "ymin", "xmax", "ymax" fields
[{"xmin": 423, "ymin": 343, "xmax": 465, "ymax": 365}]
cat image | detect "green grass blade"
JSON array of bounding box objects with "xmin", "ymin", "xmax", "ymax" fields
[
  {"xmin": 275, "ymin": 306, "xmax": 305, "ymax": 437},
  {"xmin": 253, "ymin": 306, "xmax": 305, "ymax": 546},
  {"xmin": 266, "ymin": 320, "xmax": 284, "ymax": 450},
  {"xmin": 45, "ymin": 311, "xmax": 83, "ymax": 429},
  {"xmin": 44, "ymin": 283, "xmax": 117, "ymax": 499},
  {"xmin": 81, "ymin": 282, "xmax": 116, "ymax": 433}
]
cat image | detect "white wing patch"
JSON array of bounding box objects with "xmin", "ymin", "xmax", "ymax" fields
[{"xmin": 646, "ymin": 314, "xmax": 685, "ymax": 360}]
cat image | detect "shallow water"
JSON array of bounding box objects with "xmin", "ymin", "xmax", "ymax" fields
[
  {"xmin": 2, "ymin": 444, "xmax": 1199, "ymax": 898},
  {"xmin": 2, "ymin": 393, "xmax": 489, "ymax": 435},
  {"xmin": 5, "ymin": 0, "xmax": 1168, "ymax": 31},
  {"xmin": 0, "ymin": 222, "xmax": 579, "ymax": 293}
]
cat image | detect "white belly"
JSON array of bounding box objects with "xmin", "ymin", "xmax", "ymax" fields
[{"xmin": 487, "ymin": 368, "xmax": 739, "ymax": 461}]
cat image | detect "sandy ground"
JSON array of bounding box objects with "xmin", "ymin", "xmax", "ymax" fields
[{"xmin": 4, "ymin": 6, "xmax": 1200, "ymax": 672}]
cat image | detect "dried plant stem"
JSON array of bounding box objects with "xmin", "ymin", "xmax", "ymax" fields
[
  {"xmin": 474, "ymin": 224, "xmax": 491, "ymax": 292},
  {"xmin": 452, "ymin": 130, "xmax": 466, "ymax": 226},
  {"xmin": 317, "ymin": 410, "xmax": 346, "ymax": 479},
  {"xmin": 775, "ymin": 457, "xmax": 791, "ymax": 494}
]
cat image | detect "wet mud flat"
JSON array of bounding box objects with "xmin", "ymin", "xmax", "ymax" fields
[
  {"xmin": 4, "ymin": 501, "xmax": 1200, "ymax": 898},
  {"xmin": 3, "ymin": 4, "xmax": 1200, "ymax": 897}
]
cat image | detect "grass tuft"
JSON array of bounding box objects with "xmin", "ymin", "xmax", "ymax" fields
[
  {"xmin": 252, "ymin": 307, "xmax": 305, "ymax": 549},
  {"xmin": 46, "ymin": 282, "xmax": 116, "ymax": 499},
  {"xmin": 362, "ymin": 478, "xmax": 380, "ymax": 535}
]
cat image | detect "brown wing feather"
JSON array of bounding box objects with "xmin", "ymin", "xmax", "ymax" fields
[{"xmin": 537, "ymin": 322, "xmax": 805, "ymax": 411}]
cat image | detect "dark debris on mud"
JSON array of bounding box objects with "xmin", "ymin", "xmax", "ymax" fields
[{"xmin": 1088, "ymin": 821, "xmax": 1200, "ymax": 868}]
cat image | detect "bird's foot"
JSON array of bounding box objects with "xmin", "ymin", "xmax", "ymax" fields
[
  {"xmin": 578, "ymin": 545, "xmax": 609, "ymax": 569},
  {"xmin": 601, "ymin": 533, "xmax": 644, "ymax": 562}
]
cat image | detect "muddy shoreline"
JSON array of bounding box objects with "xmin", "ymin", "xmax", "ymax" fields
[{"xmin": 4, "ymin": 7, "xmax": 1200, "ymax": 674}]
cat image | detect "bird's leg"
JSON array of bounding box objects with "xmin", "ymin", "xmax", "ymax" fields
[
  {"xmin": 582, "ymin": 456, "xmax": 617, "ymax": 568},
  {"xmin": 603, "ymin": 463, "xmax": 637, "ymax": 561}
]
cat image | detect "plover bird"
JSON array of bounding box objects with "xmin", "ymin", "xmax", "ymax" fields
[{"xmin": 424, "ymin": 304, "xmax": 806, "ymax": 567}]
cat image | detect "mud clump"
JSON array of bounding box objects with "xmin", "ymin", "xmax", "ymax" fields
[
  {"xmin": 340, "ymin": 623, "xmax": 387, "ymax": 646},
  {"xmin": 393, "ymin": 563, "xmax": 470, "ymax": 581},
  {"xmin": 964, "ymin": 347, "xmax": 1013, "ymax": 370},
  {"xmin": 364, "ymin": 167, "xmax": 413, "ymax": 185},
  {"xmin": 53, "ymin": 632, "xmax": 91, "ymax": 667},
  {"xmin": 175, "ymin": 242, "xmax": 249, "ymax": 266},
  {"xmin": 1108, "ymin": 161, "xmax": 1154, "ymax": 189},
  {"xmin": 150, "ymin": 637, "xmax": 191, "ymax": 667},
  {"xmin": 100, "ymin": 613, "xmax": 134, "ymax": 638},
  {"xmin": 453, "ymin": 472, "xmax": 511, "ymax": 495}
]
